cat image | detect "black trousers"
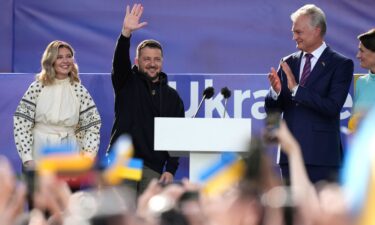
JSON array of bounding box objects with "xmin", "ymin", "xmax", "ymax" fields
[{"xmin": 280, "ymin": 164, "xmax": 340, "ymax": 184}]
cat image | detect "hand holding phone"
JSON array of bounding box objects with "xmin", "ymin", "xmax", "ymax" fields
[{"xmin": 263, "ymin": 112, "xmax": 281, "ymax": 144}]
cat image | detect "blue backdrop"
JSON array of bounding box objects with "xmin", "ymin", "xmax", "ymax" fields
[
  {"xmin": 0, "ymin": 0, "xmax": 374, "ymax": 73},
  {"xmin": 0, "ymin": 73, "xmax": 354, "ymax": 179}
]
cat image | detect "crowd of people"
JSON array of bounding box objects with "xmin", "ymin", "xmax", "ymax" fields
[
  {"xmin": 3, "ymin": 2, "xmax": 375, "ymax": 225},
  {"xmin": 1, "ymin": 118, "xmax": 372, "ymax": 225}
]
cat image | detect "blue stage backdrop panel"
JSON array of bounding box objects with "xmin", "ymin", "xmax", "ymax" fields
[
  {"xmin": 5, "ymin": 0, "xmax": 374, "ymax": 74},
  {"xmin": 0, "ymin": 73, "xmax": 353, "ymax": 180},
  {"xmin": 0, "ymin": 0, "xmax": 14, "ymax": 72}
]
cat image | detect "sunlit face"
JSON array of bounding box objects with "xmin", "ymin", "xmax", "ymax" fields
[
  {"xmin": 292, "ymin": 15, "xmax": 322, "ymax": 53},
  {"xmin": 357, "ymin": 42, "xmax": 375, "ymax": 72},
  {"xmin": 53, "ymin": 47, "xmax": 73, "ymax": 79},
  {"xmin": 136, "ymin": 47, "xmax": 163, "ymax": 82}
]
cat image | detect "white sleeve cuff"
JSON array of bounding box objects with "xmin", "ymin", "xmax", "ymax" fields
[
  {"xmin": 270, "ymin": 87, "xmax": 280, "ymax": 100},
  {"xmin": 291, "ymin": 85, "xmax": 299, "ymax": 97}
]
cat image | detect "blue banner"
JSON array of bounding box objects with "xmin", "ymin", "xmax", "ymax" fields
[
  {"xmin": 0, "ymin": 73, "xmax": 354, "ymax": 179},
  {"xmin": 1, "ymin": 1, "xmax": 374, "ymax": 73}
]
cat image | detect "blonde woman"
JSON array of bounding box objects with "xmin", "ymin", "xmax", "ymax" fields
[{"xmin": 14, "ymin": 40, "xmax": 101, "ymax": 169}]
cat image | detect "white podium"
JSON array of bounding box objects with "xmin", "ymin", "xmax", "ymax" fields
[{"xmin": 154, "ymin": 118, "xmax": 251, "ymax": 182}]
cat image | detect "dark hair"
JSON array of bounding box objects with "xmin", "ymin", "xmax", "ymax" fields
[
  {"xmin": 358, "ymin": 28, "xmax": 375, "ymax": 52},
  {"xmin": 160, "ymin": 209, "xmax": 189, "ymax": 225},
  {"xmin": 136, "ymin": 39, "xmax": 163, "ymax": 58}
]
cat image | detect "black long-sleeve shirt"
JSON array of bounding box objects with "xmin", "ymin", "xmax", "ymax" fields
[{"xmin": 108, "ymin": 34, "xmax": 185, "ymax": 175}]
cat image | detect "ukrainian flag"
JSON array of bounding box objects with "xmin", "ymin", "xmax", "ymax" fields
[
  {"xmin": 108, "ymin": 135, "xmax": 134, "ymax": 161},
  {"xmin": 341, "ymin": 105, "xmax": 375, "ymax": 223},
  {"xmin": 198, "ymin": 152, "xmax": 245, "ymax": 196},
  {"xmin": 117, "ymin": 158, "xmax": 143, "ymax": 181},
  {"xmin": 102, "ymin": 135, "xmax": 143, "ymax": 184},
  {"xmin": 103, "ymin": 158, "xmax": 143, "ymax": 184},
  {"xmin": 37, "ymin": 144, "xmax": 94, "ymax": 174},
  {"xmin": 357, "ymin": 161, "xmax": 375, "ymax": 225}
]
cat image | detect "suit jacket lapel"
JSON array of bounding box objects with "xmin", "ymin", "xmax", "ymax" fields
[
  {"xmin": 304, "ymin": 47, "xmax": 332, "ymax": 86},
  {"xmin": 288, "ymin": 52, "xmax": 303, "ymax": 84}
]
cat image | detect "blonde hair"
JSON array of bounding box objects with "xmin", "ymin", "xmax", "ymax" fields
[{"xmin": 36, "ymin": 40, "xmax": 80, "ymax": 85}]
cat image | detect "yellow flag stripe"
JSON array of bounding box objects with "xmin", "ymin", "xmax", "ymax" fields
[{"xmin": 203, "ymin": 160, "xmax": 245, "ymax": 196}]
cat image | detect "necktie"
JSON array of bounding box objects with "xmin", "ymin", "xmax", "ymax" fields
[{"xmin": 300, "ymin": 53, "xmax": 313, "ymax": 86}]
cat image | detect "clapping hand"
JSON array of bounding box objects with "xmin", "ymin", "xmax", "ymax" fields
[
  {"xmin": 280, "ymin": 62, "xmax": 297, "ymax": 91},
  {"xmin": 268, "ymin": 67, "xmax": 281, "ymax": 94}
]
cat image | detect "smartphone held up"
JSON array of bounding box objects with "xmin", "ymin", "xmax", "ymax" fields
[{"xmin": 263, "ymin": 112, "xmax": 281, "ymax": 144}]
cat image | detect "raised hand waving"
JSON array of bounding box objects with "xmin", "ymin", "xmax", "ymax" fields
[{"xmin": 122, "ymin": 3, "xmax": 148, "ymax": 37}]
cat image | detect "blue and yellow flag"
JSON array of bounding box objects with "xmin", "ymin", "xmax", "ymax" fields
[
  {"xmin": 198, "ymin": 152, "xmax": 245, "ymax": 196},
  {"xmin": 103, "ymin": 135, "xmax": 143, "ymax": 184},
  {"xmin": 341, "ymin": 105, "xmax": 375, "ymax": 221},
  {"xmin": 37, "ymin": 144, "xmax": 94, "ymax": 174},
  {"xmin": 357, "ymin": 161, "xmax": 375, "ymax": 225}
]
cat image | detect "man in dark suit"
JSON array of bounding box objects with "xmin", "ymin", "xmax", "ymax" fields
[{"xmin": 265, "ymin": 4, "xmax": 353, "ymax": 183}]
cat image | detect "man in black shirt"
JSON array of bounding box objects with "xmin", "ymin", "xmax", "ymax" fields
[{"xmin": 108, "ymin": 3, "xmax": 185, "ymax": 194}]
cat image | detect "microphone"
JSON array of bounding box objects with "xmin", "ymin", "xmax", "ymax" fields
[
  {"xmin": 221, "ymin": 87, "xmax": 231, "ymax": 118},
  {"xmin": 192, "ymin": 87, "xmax": 214, "ymax": 118}
]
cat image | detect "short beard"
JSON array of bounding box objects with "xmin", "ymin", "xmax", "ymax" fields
[
  {"xmin": 148, "ymin": 73, "xmax": 160, "ymax": 82},
  {"xmin": 139, "ymin": 68, "xmax": 160, "ymax": 82}
]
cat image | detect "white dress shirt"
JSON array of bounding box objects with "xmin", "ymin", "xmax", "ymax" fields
[{"xmin": 271, "ymin": 42, "xmax": 327, "ymax": 99}]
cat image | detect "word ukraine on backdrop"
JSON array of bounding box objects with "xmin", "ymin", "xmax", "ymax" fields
[{"xmin": 168, "ymin": 76, "xmax": 353, "ymax": 122}]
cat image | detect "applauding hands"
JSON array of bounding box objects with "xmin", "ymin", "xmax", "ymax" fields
[{"xmin": 268, "ymin": 60, "xmax": 298, "ymax": 94}]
